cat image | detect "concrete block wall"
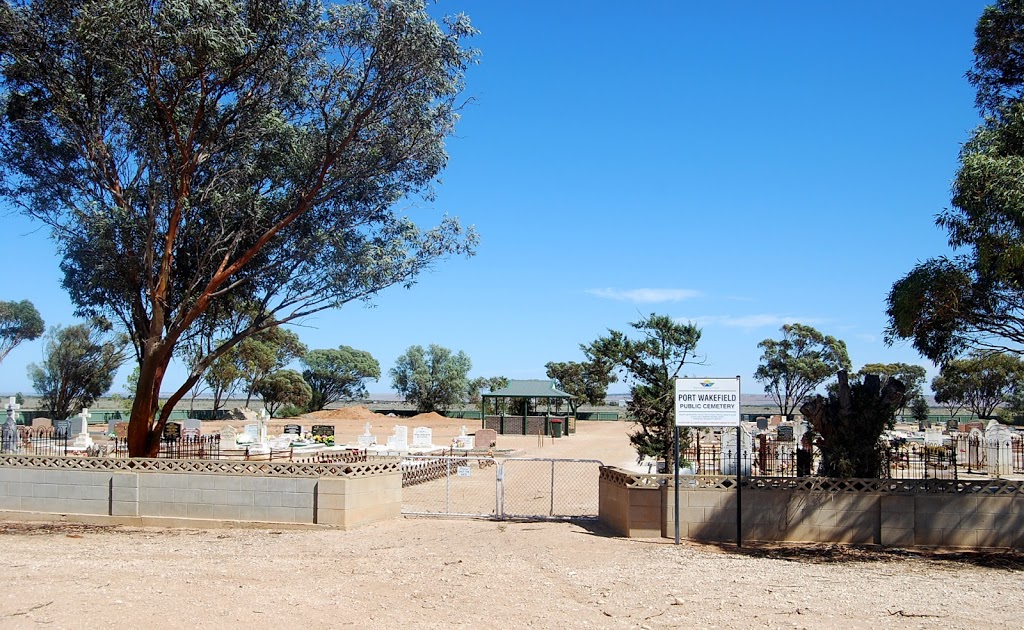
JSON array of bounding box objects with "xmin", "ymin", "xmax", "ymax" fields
[
  {"xmin": 0, "ymin": 463, "xmax": 402, "ymax": 530},
  {"xmin": 599, "ymin": 467, "xmax": 1024, "ymax": 549},
  {"xmin": 0, "ymin": 468, "xmax": 112, "ymax": 515},
  {"xmin": 598, "ymin": 473, "xmax": 661, "ymax": 538},
  {"xmin": 317, "ymin": 471, "xmax": 402, "ymax": 529},
  {"xmin": 136, "ymin": 473, "xmax": 318, "ymax": 523}
]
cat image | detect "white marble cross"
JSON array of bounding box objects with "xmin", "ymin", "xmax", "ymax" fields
[{"xmin": 78, "ymin": 408, "xmax": 91, "ymax": 433}]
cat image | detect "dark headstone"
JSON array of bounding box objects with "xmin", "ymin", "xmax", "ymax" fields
[
  {"xmin": 311, "ymin": 425, "xmax": 335, "ymax": 437},
  {"xmin": 284, "ymin": 424, "xmax": 302, "ymax": 436},
  {"xmin": 756, "ymin": 417, "xmax": 768, "ymax": 430},
  {"xmin": 777, "ymin": 425, "xmax": 795, "ymax": 441},
  {"xmin": 53, "ymin": 419, "xmax": 71, "ymax": 436},
  {"xmin": 163, "ymin": 422, "xmax": 182, "ymax": 440}
]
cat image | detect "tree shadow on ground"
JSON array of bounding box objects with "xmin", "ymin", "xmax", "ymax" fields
[{"xmin": 711, "ymin": 541, "xmax": 1024, "ymax": 570}]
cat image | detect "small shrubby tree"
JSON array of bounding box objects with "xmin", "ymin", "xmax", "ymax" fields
[
  {"xmin": 754, "ymin": 324, "xmax": 851, "ymax": 419},
  {"xmin": 27, "ymin": 321, "xmax": 127, "ymax": 421},
  {"xmin": 589, "ymin": 314, "xmax": 703, "ymax": 465},
  {"xmin": 390, "ymin": 344, "xmax": 472, "ymax": 413},
  {"xmin": 302, "ymin": 346, "xmax": 380, "ymax": 412},
  {"xmin": 545, "ymin": 356, "xmax": 617, "ymax": 414},
  {"xmin": 257, "ymin": 369, "xmax": 312, "ymax": 417},
  {"xmin": 857, "ymin": 363, "xmax": 926, "ymax": 418},
  {"xmin": 235, "ymin": 326, "xmax": 307, "ymax": 408},
  {"xmin": 933, "ymin": 352, "xmax": 1024, "ymax": 418}
]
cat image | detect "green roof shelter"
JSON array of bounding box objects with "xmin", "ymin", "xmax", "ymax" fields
[{"xmin": 481, "ymin": 379, "xmax": 576, "ymax": 436}]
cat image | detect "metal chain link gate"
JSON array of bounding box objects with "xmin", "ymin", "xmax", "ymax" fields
[{"xmin": 399, "ymin": 455, "xmax": 603, "ymax": 519}]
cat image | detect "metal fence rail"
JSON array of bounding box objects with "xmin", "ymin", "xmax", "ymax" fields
[
  {"xmin": 7, "ymin": 426, "xmax": 70, "ymax": 456},
  {"xmin": 500, "ymin": 458, "xmax": 603, "ymax": 519},
  {"xmin": 401, "ymin": 455, "xmax": 500, "ymax": 518},
  {"xmin": 113, "ymin": 435, "xmax": 220, "ymax": 459}
]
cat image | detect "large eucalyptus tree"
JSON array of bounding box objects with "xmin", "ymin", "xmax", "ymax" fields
[{"xmin": 0, "ymin": 0, "xmax": 477, "ymax": 455}]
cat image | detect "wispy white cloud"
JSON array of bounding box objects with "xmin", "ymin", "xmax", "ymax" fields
[
  {"xmin": 683, "ymin": 314, "xmax": 824, "ymax": 330},
  {"xmin": 586, "ymin": 288, "xmax": 702, "ymax": 303}
]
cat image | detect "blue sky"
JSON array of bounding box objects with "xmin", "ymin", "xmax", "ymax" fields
[{"xmin": 0, "ymin": 1, "xmax": 993, "ymax": 397}]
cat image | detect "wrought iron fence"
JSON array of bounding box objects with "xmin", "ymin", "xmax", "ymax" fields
[
  {"xmin": 678, "ymin": 437, "xmax": 990, "ymax": 480},
  {"xmin": 113, "ymin": 435, "xmax": 220, "ymax": 459},
  {"xmin": 7, "ymin": 426, "xmax": 70, "ymax": 456}
]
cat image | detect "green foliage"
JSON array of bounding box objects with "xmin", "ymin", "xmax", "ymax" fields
[
  {"xmin": 302, "ymin": 346, "xmax": 380, "ymax": 411},
  {"xmin": 910, "ymin": 395, "xmax": 931, "ymax": 426},
  {"xmin": 27, "ymin": 322, "xmax": 127, "ymax": 421},
  {"xmin": 857, "ymin": 362, "xmax": 925, "ymax": 416},
  {"xmin": 545, "ymin": 355, "xmax": 617, "ymax": 411},
  {"xmin": 275, "ymin": 403, "xmax": 305, "ymax": 419},
  {"xmin": 0, "ymin": 299, "xmax": 44, "ymax": 364},
  {"xmin": 934, "ymin": 352, "xmax": 1024, "ymax": 418},
  {"xmin": 235, "ymin": 327, "xmax": 307, "ymax": 407},
  {"xmin": 931, "ymin": 372, "xmax": 966, "ymax": 419},
  {"xmin": 14, "ymin": 392, "xmax": 23, "ymax": 405},
  {"xmin": 205, "ymin": 346, "xmax": 242, "ymax": 414},
  {"xmin": 390, "ymin": 344, "xmax": 472, "ymax": 413},
  {"xmin": 588, "ymin": 314, "xmax": 702, "ymax": 465},
  {"xmin": 886, "ymin": 1, "xmax": 1024, "ymax": 361},
  {"xmin": 256, "ymin": 369, "xmax": 312, "ymax": 417},
  {"xmin": 754, "ymin": 324, "xmax": 851, "ymax": 417},
  {"xmin": 466, "ymin": 375, "xmax": 508, "ymax": 405},
  {"xmin": 0, "ymin": 0, "xmax": 477, "ymax": 454},
  {"xmin": 801, "ymin": 372, "xmax": 905, "ymax": 478}
]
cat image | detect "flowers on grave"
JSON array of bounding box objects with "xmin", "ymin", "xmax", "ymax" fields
[{"xmin": 313, "ymin": 434, "xmax": 335, "ymax": 446}]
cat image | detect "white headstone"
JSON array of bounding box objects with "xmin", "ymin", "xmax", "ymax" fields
[
  {"xmin": 357, "ymin": 422, "xmax": 376, "ymax": 447},
  {"xmin": 985, "ymin": 420, "xmax": 1014, "ymax": 476},
  {"xmin": 412, "ymin": 426, "xmax": 432, "ymax": 448},
  {"xmin": 2, "ymin": 397, "xmax": 20, "ymax": 452},
  {"xmin": 5, "ymin": 397, "xmax": 19, "ymax": 420},
  {"xmin": 220, "ymin": 425, "xmax": 238, "ymax": 448},
  {"xmin": 386, "ymin": 425, "xmax": 408, "ymax": 450},
  {"xmin": 924, "ymin": 427, "xmax": 944, "ymax": 447},
  {"xmin": 243, "ymin": 423, "xmax": 259, "ymax": 443},
  {"xmin": 719, "ymin": 426, "xmax": 753, "ymax": 475}
]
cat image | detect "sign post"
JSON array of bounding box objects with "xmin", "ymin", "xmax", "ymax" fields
[{"xmin": 674, "ymin": 377, "xmax": 742, "ymax": 546}]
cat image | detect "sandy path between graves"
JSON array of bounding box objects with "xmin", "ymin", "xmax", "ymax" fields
[{"xmin": 1, "ymin": 418, "xmax": 1020, "ymax": 629}]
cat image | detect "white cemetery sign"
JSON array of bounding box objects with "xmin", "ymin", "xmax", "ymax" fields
[{"xmin": 675, "ymin": 378, "xmax": 741, "ymax": 427}]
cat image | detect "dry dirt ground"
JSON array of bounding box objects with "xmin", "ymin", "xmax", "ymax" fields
[{"xmin": 1, "ymin": 417, "xmax": 1021, "ymax": 629}]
